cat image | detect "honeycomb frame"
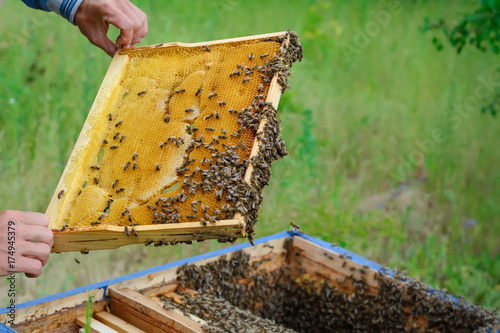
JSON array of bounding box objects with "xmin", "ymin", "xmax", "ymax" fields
[{"xmin": 47, "ymin": 31, "xmax": 300, "ymax": 253}]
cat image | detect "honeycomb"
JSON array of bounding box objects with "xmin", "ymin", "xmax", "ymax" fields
[{"xmin": 51, "ymin": 31, "xmax": 303, "ymax": 241}]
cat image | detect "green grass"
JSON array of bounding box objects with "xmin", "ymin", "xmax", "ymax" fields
[{"xmin": 0, "ymin": 0, "xmax": 499, "ymax": 313}]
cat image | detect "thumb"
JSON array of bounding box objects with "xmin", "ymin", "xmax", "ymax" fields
[{"xmin": 90, "ymin": 34, "xmax": 118, "ymax": 57}]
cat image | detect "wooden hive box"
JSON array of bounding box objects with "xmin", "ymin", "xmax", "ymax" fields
[
  {"xmin": 46, "ymin": 31, "xmax": 302, "ymax": 253},
  {"xmin": 0, "ymin": 232, "xmax": 498, "ymax": 332}
]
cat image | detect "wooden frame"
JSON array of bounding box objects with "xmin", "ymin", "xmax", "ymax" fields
[
  {"xmin": 0, "ymin": 232, "xmax": 495, "ymax": 332},
  {"xmin": 46, "ymin": 32, "xmax": 287, "ymax": 253}
]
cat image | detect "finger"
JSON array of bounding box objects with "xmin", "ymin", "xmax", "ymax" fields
[
  {"xmin": 13, "ymin": 211, "xmax": 48, "ymax": 227},
  {"xmin": 22, "ymin": 242, "xmax": 51, "ymax": 266},
  {"xmin": 124, "ymin": 1, "xmax": 148, "ymax": 44},
  {"xmin": 88, "ymin": 31, "xmax": 118, "ymax": 57},
  {"xmin": 113, "ymin": 1, "xmax": 143, "ymax": 46},
  {"xmin": 22, "ymin": 226, "xmax": 53, "ymax": 247},
  {"xmin": 107, "ymin": 12, "xmax": 135, "ymax": 46},
  {"xmin": 16, "ymin": 257, "xmax": 43, "ymax": 278}
]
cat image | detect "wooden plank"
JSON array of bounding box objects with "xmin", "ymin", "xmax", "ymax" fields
[
  {"xmin": 76, "ymin": 315, "xmax": 120, "ymax": 333},
  {"xmin": 120, "ymin": 31, "xmax": 287, "ymax": 55},
  {"xmin": 94, "ymin": 311, "xmax": 146, "ymax": 333},
  {"xmin": 51, "ymin": 219, "xmax": 243, "ymax": 253},
  {"xmin": 109, "ymin": 287, "xmax": 203, "ymax": 333},
  {"xmin": 46, "ymin": 50, "xmax": 129, "ymax": 230}
]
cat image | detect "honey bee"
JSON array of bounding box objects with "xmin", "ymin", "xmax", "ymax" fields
[
  {"xmin": 120, "ymin": 135, "xmax": 126, "ymax": 143},
  {"xmin": 203, "ymin": 45, "xmax": 210, "ymax": 52},
  {"xmin": 231, "ymin": 133, "xmax": 241, "ymax": 138},
  {"xmin": 243, "ymin": 77, "xmax": 250, "ymax": 83},
  {"xmin": 81, "ymin": 249, "xmax": 89, "ymax": 254},
  {"xmin": 115, "ymin": 120, "xmax": 123, "ymax": 127},
  {"xmin": 176, "ymin": 89, "xmax": 186, "ymax": 94},
  {"xmin": 205, "ymin": 114, "xmax": 214, "ymax": 120},
  {"xmin": 124, "ymin": 162, "xmax": 131, "ymax": 171},
  {"xmin": 260, "ymin": 53, "xmax": 269, "ymax": 59},
  {"xmin": 61, "ymin": 224, "xmax": 68, "ymax": 231},
  {"xmin": 185, "ymin": 108, "xmax": 194, "ymax": 113},
  {"xmin": 186, "ymin": 214, "xmax": 196, "ymax": 219},
  {"xmin": 116, "ymin": 188, "xmax": 125, "ymax": 194},
  {"xmin": 195, "ymin": 87, "xmax": 202, "ymax": 96},
  {"xmin": 290, "ymin": 222, "xmax": 300, "ymax": 230},
  {"xmin": 208, "ymin": 93, "xmax": 217, "ymax": 99},
  {"xmin": 110, "ymin": 145, "xmax": 119, "ymax": 149},
  {"xmin": 258, "ymin": 84, "xmax": 264, "ymax": 92},
  {"xmin": 74, "ymin": 259, "xmax": 80, "ymax": 264},
  {"xmin": 131, "ymin": 227, "xmax": 138, "ymax": 236},
  {"xmin": 103, "ymin": 139, "xmax": 108, "ymax": 145},
  {"xmin": 132, "ymin": 152, "xmax": 138, "ymax": 160},
  {"xmin": 155, "ymin": 43, "xmax": 163, "ymax": 47},
  {"xmin": 128, "ymin": 214, "xmax": 133, "ymax": 222},
  {"xmin": 98, "ymin": 213, "xmax": 106, "ymax": 221},
  {"xmin": 215, "ymin": 112, "xmax": 220, "ymax": 119},
  {"xmin": 91, "ymin": 221, "xmax": 101, "ymax": 226},
  {"xmin": 121, "ymin": 208, "xmax": 129, "ymax": 217},
  {"xmin": 133, "ymin": 162, "xmax": 138, "ymax": 170},
  {"xmin": 155, "ymin": 163, "xmax": 161, "ymax": 171},
  {"xmin": 113, "ymin": 132, "xmax": 120, "ymax": 140},
  {"xmin": 221, "ymin": 128, "xmax": 227, "ymax": 134},
  {"xmin": 164, "ymin": 115, "xmax": 170, "ymax": 123},
  {"xmin": 58, "ymin": 190, "xmax": 65, "ymax": 199},
  {"xmin": 218, "ymin": 101, "xmax": 226, "ymax": 106},
  {"xmin": 90, "ymin": 165, "xmax": 100, "ymax": 170},
  {"xmin": 229, "ymin": 70, "xmax": 241, "ymax": 78},
  {"xmin": 206, "ymin": 127, "xmax": 215, "ymax": 131},
  {"xmin": 249, "ymin": 53, "xmax": 254, "ymax": 60},
  {"xmin": 112, "ymin": 179, "xmax": 119, "ymax": 189},
  {"xmin": 124, "ymin": 226, "xmax": 130, "ymax": 237},
  {"xmin": 229, "ymin": 109, "xmax": 238, "ymax": 114},
  {"xmin": 138, "ymin": 91, "xmax": 147, "ymax": 96},
  {"xmin": 108, "ymin": 113, "xmax": 112, "ymax": 121}
]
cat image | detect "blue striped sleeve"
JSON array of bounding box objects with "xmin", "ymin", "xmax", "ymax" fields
[{"xmin": 21, "ymin": 0, "xmax": 83, "ymax": 25}]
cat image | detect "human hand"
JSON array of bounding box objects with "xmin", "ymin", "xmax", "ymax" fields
[
  {"xmin": 0, "ymin": 210, "xmax": 53, "ymax": 278},
  {"xmin": 74, "ymin": 0, "xmax": 148, "ymax": 57}
]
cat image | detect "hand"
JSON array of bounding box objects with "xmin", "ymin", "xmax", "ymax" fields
[
  {"xmin": 0, "ymin": 210, "xmax": 53, "ymax": 278},
  {"xmin": 74, "ymin": 0, "xmax": 148, "ymax": 57}
]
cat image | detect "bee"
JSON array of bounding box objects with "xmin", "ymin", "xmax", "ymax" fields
[
  {"xmin": 61, "ymin": 224, "xmax": 68, "ymax": 231},
  {"xmin": 249, "ymin": 237, "xmax": 255, "ymax": 246},
  {"xmin": 229, "ymin": 109, "xmax": 238, "ymax": 114},
  {"xmin": 115, "ymin": 120, "xmax": 123, "ymax": 127},
  {"xmin": 132, "ymin": 152, "xmax": 138, "ymax": 160},
  {"xmin": 218, "ymin": 135, "xmax": 227, "ymax": 139},
  {"xmin": 128, "ymin": 214, "xmax": 133, "ymax": 222},
  {"xmin": 107, "ymin": 113, "xmax": 114, "ymax": 121},
  {"xmin": 103, "ymin": 139, "xmax": 108, "ymax": 145},
  {"xmin": 260, "ymin": 53, "xmax": 269, "ymax": 59},
  {"xmin": 124, "ymin": 161, "xmax": 131, "ymax": 171},
  {"xmin": 98, "ymin": 213, "xmax": 106, "ymax": 221},
  {"xmin": 90, "ymin": 165, "xmax": 100, "ymax": 170},
  {"xmin": 290, "ymin": 222, "xmax": 300, "ymax": 230},
  {"xmin": 110, "ymin": 145, "xmax": 119, "ymax": 149},
  {"xmin": 155, "ymin": 43, "xmax": 163, "ymax": 47},
  {"xmin": 112, "ymin": 179, "xmax": 119, "ymax": 189},
  {"xmin": 203, "ymin": 45, "xmax": 210, "ymax": 52},
  {"xmin": 229, "ymin": 70, "xmax": 241, "ymax": 78},
  {"xmin": 133, "ymin": 162, "xmax": 138, "ymax": 170},
  {"xmin": 195, "ymin": 87, "xmax": 202, "ymax": 96},
  {"xmin": 185, "ymin": 108, "xmax": 194, "ymax": 113},
  {"xmin": 258, "ymin": 84, "xmax": 264, "ymax": 92},
  {"xmin": 215, "ymin": 112, "xmax": 220, "ymax": 119},
  {"xmin": 342, "ymin": 261, "xmax": 347, "ymax": 268},
  {"xmin": 200, "ymin": 218, "xmax": 207, "ymax": 226},
  {"xmin": 231, "ymin": 133, "xmax": 241, "ymax": 138},
  {"xmin": 113, "ymin": 132, "xmax": 121, "ymax": 140},
  {"xmin": 164, "ymin": 115, "xmax": 170, "ymax": 123},
  {"xmin": 216, "ymin": 189, "xmax": 223, "ymax": 201},
  {"xmin": 192, "ymin": 127, "xmax": 198, "ymax": 132},
  {"xmin": 218, "ymin": 101, "xmax": 226, "ymax": 106},
  {"xmin": 175, "ymin": 89, "xmax": 186, "ymax": 94},
  {"xmin": 206, "ymin": 127, "xmax": 215, "ymax": 131},
  {"xmin": 116, "ymin": 188, "xmax": 125, "ymax": 194},
  {"xmin": 91, "ymin": 221, "xmax": 101, "ymax": 226},
  {"xmin": 155, "ymin": 163, "xmax": 161, "ymax": 171},
  {"xmin": 138, "ymin": 90, "xmax": 147, "ymax": 96},
  {"xmin": 243, "ymin": 77, "xmax": 250, "ymax": 83},
  {"xmin": 131, "ymin": 227, "xmax": 138, "ymax": 236},
  {"xmin": 241, "ymin": 142, "xmax": 246, "ymax": 149},
  {"xmin": 147, "ymin": 205, "xmax": 156, "ymax": 211},
  {"xmin": 58, "ymin": 190, "xmax": 65, "ymax": 199},
  {"xmin": 78, "ymin": 190, "xmax": 82, "ymax": 195},
  {"xmin": 221, "ymin": 128, "xmax": 227, "ymax": 134},
  {"xmin": 74, "ymin": 258, "xmax": 80, "ymax": 264},
  {"xmin": 208, "ymin": 93, "xmax": 217, "ymax": 99},
  {"xmin": 120, "ymin": 135, "xmax": 126, "ymax": 143},
  {"xmin": 249, "ymin": 53, "xmax": 254, "ymax": 60},
  {"xmin": 121, "ymin": 208, "xmax": 129, "ymax": 217},
  {"xmin": 186, "ymin": 214, "xmax": 196, "ymax": 219},
  {"xmin": 145, "ymin": 239, "xmax": 154, "ymax": 246},
  {"xmin": 124, "ymin": 226, "xmax": 130, "ymax": 237},
  {"xmin": 81, "ymin": 249, "xmax": 89, "ymax": 255}
]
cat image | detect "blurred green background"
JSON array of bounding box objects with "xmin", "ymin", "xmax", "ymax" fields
[{"xmin": 0, "ymin": 0, "xmax": 499, "ymax": 312}]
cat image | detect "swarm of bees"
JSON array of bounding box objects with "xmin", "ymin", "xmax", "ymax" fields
[
  {"xmin": 55, "ymin": 31, "xmax": 303, "ymax": 245},
  {"xmin": 165, "ymin": 251, "xmax": 500, "ymax": 332}
]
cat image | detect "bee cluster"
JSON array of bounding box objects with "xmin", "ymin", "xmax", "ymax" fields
[{"xmin": 164, "ymin": 251, "xmax": 499, "ymax": 332}]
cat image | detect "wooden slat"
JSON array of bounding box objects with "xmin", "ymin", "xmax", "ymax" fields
[
  {"xmin": 51, "ymin": 219, "xmax": 243, "ymax": 253},
  {"xmin": 94, "ymin": 311, "xmax": 146, "ymax": 333},
  {"xmin": 109, "ymin": 287, "xmax": 202, "ymax": 333},
  {"xmin": 76, "ymin": 315, "xmax": 120, "ymax": 333},
  {"xmin": 120, "ymin": 31, "xmax": 287, "ymax": 55}
]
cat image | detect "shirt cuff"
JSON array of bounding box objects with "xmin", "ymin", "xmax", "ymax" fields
[{"xmin": 47, "ymin": 0, "xmax": 84, "ymax": 25}]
